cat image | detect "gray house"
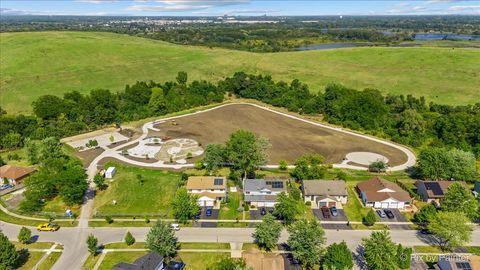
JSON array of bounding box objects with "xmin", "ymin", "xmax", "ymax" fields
[
  {"xmin": 415, "ymin": 180, "xmax": 468, "ymax": 206},
  {"xmin": 302, "ymin": 180, "xmax": 348, "ymax": 208},
  {"xmin": 243, "ymin": 179, "xmax": 288, "ymax": 207},
  {"xmin": 113, "ymin": 252, "xmax": 165, "ymax": 270}
]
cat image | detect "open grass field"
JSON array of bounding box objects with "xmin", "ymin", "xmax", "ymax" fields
[
  {"xmin": 153, "ymin": 103, "xmax": 408, "ymax": 165},
  {"xmin": 92, "ymin": 163, "xmax": 181, "ymax": 217},
  {"xmin": 1, "ymin": 31, "xmax": 479, "ymax": 113}
]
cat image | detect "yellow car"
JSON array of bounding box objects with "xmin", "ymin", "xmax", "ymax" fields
[{"xmin": 37, "ymin": 223, "xmax": 60, "ymax": 232}]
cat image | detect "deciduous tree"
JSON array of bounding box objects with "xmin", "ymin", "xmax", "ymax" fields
[
  {"xmin": 146, "ymin": 221, "xmax": 178, "ymax": 258},
  {"xmin": 322, "ymin": 241, "xmax": 353, "ymax": 270},
  {"xmin": 172, "ymin": 188, "xmax": 200, "ymax": 224},
  {"xmin": 254, "ymin": 213, "xmax": 282, "ymax": 251},
  {"xmin": 273, "ymin": 192, "xmax": 298, "ymax": 225},
  {"xmin": 0, "ymin": 231, "xmax": 19, "ymax": 269},
  {"xmin": 287, "ymin": 219, "xmax": 325, "ymax": 269},
  {"xmin": 17, "ymin": 227, "xmax": 31, "ymax": 244},
  {"xmin": 428, "ymin": 212, "xmax": 473, "ymax": 251},
  {"xmin": 442, "ymin": 183, "xmax": 478, "ymax": 220},
  {"xmin": 362, "ymin": 231, "xmax": 397, "ymax": 270}
]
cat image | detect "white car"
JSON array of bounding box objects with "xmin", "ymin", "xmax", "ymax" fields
[{"xmin": 170, "ymin": 223, "xmax": 180, "ymax": 231}]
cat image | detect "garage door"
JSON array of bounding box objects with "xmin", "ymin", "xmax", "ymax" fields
[
  {"xmin": 318, "ymin": 202, "xmax": 327, "ymax": 207},
  {"xmin": 200, "ymin": 200, "xmax": 214, "ymax": 207},
  {"xmin": 389, "ymin": 202, "xmax": 398, "ymax": 209},
  {"xmin": 328, "ymin": 202, "xmax": 336, "ymax": 207},
  {"xmin": 264, "ymin": 202, "xmax": 275, "ymax": 207},
  {"xmin": 257, "ymin": 202, "xmax": 265, "ymax": 207},
  {"xmin": 380, "ymin": 202, "xmax": 389, "ymax": 208}
]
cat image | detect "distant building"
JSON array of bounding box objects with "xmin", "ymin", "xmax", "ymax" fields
[
  {"xmin": 302, "ymin": 180, "xmax": 348, "ymax": 208},
  {"xmin": 243, "ymin": 179, "xmax": 288, "ymax": 207},
  {"xmin": 112, "ymin": 252, "xmax": 165, "ymax": 270},
  {"xmin": 356, "ymin": 177, "xmax": 411, "ymax": 209},
  {"xmin": 416, "ymin": 180, "xmax": 468, "ymax": 206},
  {"xmin": 0, "ymin": 165, "xmax": 36, "ymax": 185},
  {"xmin": 186, "ymin": 176, "xmax": 227, "ymax": 207}
]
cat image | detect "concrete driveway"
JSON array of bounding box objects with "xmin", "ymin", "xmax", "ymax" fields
[
  {"xmin": 197, "ymin": 207, "xmax": 219, "ymax": 228},
  {"xmin": 313, "ymin": 208, "xmax": 348, "ymax": 222},
  {"xmin": 250, "ymin": 207, "xmax": 274, "ymax": 220},
  {"xmin": 377, "ymin": 209, "xmax": 406, "ymax": 222}
]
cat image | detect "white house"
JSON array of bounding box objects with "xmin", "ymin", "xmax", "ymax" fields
[
  {"xmin": 356, "ymin": 177, "xmax": 412, "ymax": 209},
  {"xmin": 105, "ymin": 167, "xmax": 117, "ymax": 179},
  {"xmin": 302, "ymin": 180, "xmax": 348, "ymax": 208},
  {"xmin": 243, "ymin": 179, "xmax": 288, "ymax": 207},
  {"xmin": 186, "ymin": 176, "xmax": 227, "ymax": 207}
]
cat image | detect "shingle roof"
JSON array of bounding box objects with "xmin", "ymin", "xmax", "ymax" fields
[
  {"xmin": 415, "ymin": 180, "xmax": 468, "ymax": 198},
  {"xmin": 244, "ymin": 179, "xmax": 287, "ymax": 193},
  {"xmin": 0, "ymin": 165, "xmax": 36, "ymax": 180},
  {"xmin": 186, "ymin": 176, "xmax": 226, "ymax": 190},
  {"xmin": 356, "ymin": 177, "xmax": 411, "ymax": 202},
  {"xmin": 112, "ymin": 252, "xmax": 164, "ymax": 270},
  {"xmin": 302, "ymin": 180, "xmax": 347, "ymax": 196},
  {"xmin": 244, "ymin": 194, "xmax": 279, "ymax": 203}
]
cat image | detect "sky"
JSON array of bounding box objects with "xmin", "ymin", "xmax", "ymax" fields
[{"xmin": 1, "ymin": 0, "xmax": 480, "ymax": 16}]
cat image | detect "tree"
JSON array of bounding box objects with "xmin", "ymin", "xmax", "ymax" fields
[
  {"xmin": 322, "ymin": 241, "xmax": 353, "ymax": 270},
  {"xmin": 25, "ymin": 139, "xmax": 40, "ymax": 164},
  {"xmin": 146, "ymin": 221, "xmax": 178, "ymax": 258},
  {"xmin": 32, "ymin": 95, "xmax": 65, "ymax": 120},
  {"xmin": 204, "ymin": 144, "xmax": 226, "ymax": 174},
  {"xmin": 17, "ymin": 227, "xmax": 31, "ymax": 244},
  {"xmin": 368, "ymin": 160, "xmax": 387, "ymax": 172},
  {"xmin": 290, "ymin": 154, "xmax": 326, "ymax": 180},
  {"xmin": 442, "ymin": 183, "xmax": 478, "ymax": 220},
  {"xmin": 93, "ymin": 175, "xmax": 106, "ymax": 190},
  {"xmin": 417, "ymin": 148, "xmax": 476, "ymax": 180},
  {"xmin": 363, "ymin": 209, "xmax": 377, "ymax": 226},
  {"xmin": 1, "ymin": 132, "xmax": 22, "ymax": 149},
  {"xmin": 86, "ymin": 234, "xmax": 98, "ymax": 256},
  {"xmin": 413, "ymin": 203, "xmax": 437, "ymax": 225},
  {"xmin": 396, "ymin": 244, "xmax": 412, "ymax": 269},
  {"xmin": 279, "ymin": 160, "xmax": 288, "ymax": 171},
  {"xmin": 448, "ymin": 148, "xmax": 476, "ymax": 181},
  {"xmin": 0, "ymin": 231, "xmax": 19, "ymax": 269},
  {"xmin": 362, "ymin": 231, "xmax": 397, "ymax": 270},
  {"xmin": 176, "ymin": 71, "xmax": 188, "ymax": 85},
  {"xmin": 40, "ymin": 137, "xmax": 63, "ymax": 161},
  {"xmin": 124, "ymin": 231, "xmax": 135, "ymax": 246},
  {"xmin": 273, "ymin": 192, "xmax": 298, "ymax": 225},
  {"xmin": 225, "ymin": 130, "xmax": 269, "ymax": 178},
  {"xmin": 289, "ymin": 186, "xmax": 301, "ymax": 201},
  {"xmin": 287, "ymin": 219, "xmax": 325, "ymax": 269},
  {"xmin": 171, "ymin": 188, "xmax": 200, "ymax": 224},
  {"xmin": 428, "ymin": 211, "xmax": 473, "ymax": 251},
  {"xmin": 254, "ymin": 213, "xmax": 282, "ymax": 251}
]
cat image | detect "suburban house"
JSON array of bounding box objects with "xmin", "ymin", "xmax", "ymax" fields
[
  {"xmin": 243, "ymin": 179, "xmax": 288, "ymax": 207},
  {"xmin": 356, "ymin": 177, "xmax": 411, "ymax": 209},
  {"xmin": 0, "ymin": 165, "xmax": 36, "ymax": 185},
  {"xmin": 113, "ymin": 252, "xmax": 165, "ymax": 270},
  {"xmin": 186, "ymin": 176, "xmax": 227, "ymax": 207},
  {"xmin": 302, "ymin": 180, "xmax": 348, "ymax": 208},
  {"xmin": 416, "ymin": 180, "xmax": 468, "ymax": 206}
]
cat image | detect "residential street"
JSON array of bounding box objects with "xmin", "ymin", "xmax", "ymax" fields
[{"xmin": 2, "ymin": 221, "xmax": 480, "ymax": 270}]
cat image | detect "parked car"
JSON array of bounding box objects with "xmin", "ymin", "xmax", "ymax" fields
[
  {"xmin": 37, "ymin": 223, "xmax": 60, "ymax": 232},
  {"xmin": 205, "ymin": 208, "xmax": 213, "ymax": 217},
  {"xmin": 384, "ymin": 209, "xmax": 395, "ymax": 219},
  {"xmin": 321, "ymin": 206, "xmax": 331, "ymax": 218},
  {"xmin": 170, "ymin": 224, "xmax": 180, "ymax": 231},
  {"xmin": 376, "ymin": 209, "xmax": 387, "ymax": 218},
  {"xmin": 194, "ymin": 211, "xmax": 201, "ymax": 220},
  {"xmin": 167, "ymin": 261, "xmax": 186, "ymax": 270},
  {"xmin": 330, "ymin": 207, "xmax": 338, "ymax": 217},
  {"xmin": 260, "ymin": 208, "xmax": 266, "ymax": 216},
  {"xmin": 0, "ymin": 184, "xmax": 13, "ymax": 191},
  {"xmin": 268, "ymin": 208, "xmax": 274, "ymax": 214}
]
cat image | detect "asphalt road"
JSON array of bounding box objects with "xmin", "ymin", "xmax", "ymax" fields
[{"xmin": 2, "ymin": 221, "xmax": 480, "ymax": 270}]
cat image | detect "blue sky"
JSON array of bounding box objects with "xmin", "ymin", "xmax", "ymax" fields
[{"xmin": 1, "ymin": 0, "xmax": 480, "ymax": 16}]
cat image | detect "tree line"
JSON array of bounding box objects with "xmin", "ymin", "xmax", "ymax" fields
[{"xmin": 1, "ymin": 71, "xmax": 479, "ymax": 160}]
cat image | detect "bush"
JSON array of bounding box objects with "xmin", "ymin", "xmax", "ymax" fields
[
  {"xmin": 194, "ymin": 160, "xmax": 204, "ymax": 169},
  {"xmin": 305, "ymin": 201, "xmax": 311, "ymax": 206},
  {"xmin": 105, "ymin": 216, "xmax": 113, "ymax": 224},
  {"xmin": 397, "ymin": 244, "xmax": 412, "ymax": 269},
  {"xmin": 125, "ymin": 232, "xmax": 135, "ymax": 246},
  {"xmin": 244, "ymin": 204, "xmax": 250, "ymax": 211},
  {"xmin": 18, "ymin": 227, "xmax": 31, "ymax": 244},
  {"xmin": 145, "ymin": 217, "xmax": 150, "ymax": 224},
  {"xmin": 336, "ymin": 170, "xmax": 347, "ymax": 180},
  {"xmin": 363, "ymin": 209, "xmax": 377, "ymax": 226},
  {"xmin": 368, "ymin": 160, "xmax": 387, "ymax": 172},
  {"xmin": 279, "ymin": 160, "xmax": 288, "ymax": 170}
]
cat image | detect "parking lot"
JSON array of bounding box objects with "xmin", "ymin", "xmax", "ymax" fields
[
  {"xmin": 312, "ymin": 208, "xmax": 349, "ymax": 222},
  {"xmin": 250, "ymin": 207, "xmax": 275, "ymax": 220},
  {"xmin": 376, "ymin": 209, "xmax": 406, "ymax": 222}
]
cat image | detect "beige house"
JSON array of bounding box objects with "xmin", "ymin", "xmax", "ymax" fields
[
  {"xmin": 302, "ymin": 180, "xmax": 348, "ymax": 208},
  {"xmin": 186, "ymin": 176, "xmax": 227, "ymax": 207},
  {"xmin": 415, "ymin": 180, "xmax": 468, "ymax": 206},
  {"xmin": 0, "ymin": 165, "xmax": 36, "ymax": 185},
  {"xmin": 356, "ymin": 177, "xmax": 412, "ymax": 209}
]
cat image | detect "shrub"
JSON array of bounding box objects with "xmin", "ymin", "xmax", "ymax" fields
[
  {"xmin": 363, "ymin": 209, "xmax": 377, "ymax": 226},
  {"xmin": 18, "ymin": 227, "xmax": 31, "ymax": 244},
  {"xmin": 125, "ymin": 232, "xmax": 135, "ymax": 246},
  {"xmin": 305, "ymin": 201, "xmax": 311, "ymax": 206},
  {"xmin": 145, "ymin": 217, "xmax": 150, "ymax": 224},
  {"xmin": 105, "ymin": 216, "xmax": 113, "ymax": 224},
  {"xmin": 279, "ymin": 160, "xmax": 288, "ymax": 170}
]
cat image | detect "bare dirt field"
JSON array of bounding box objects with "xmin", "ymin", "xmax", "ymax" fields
[{"xmin": 152, "ymin": 104, "xmax": 408, "ymax": 166}]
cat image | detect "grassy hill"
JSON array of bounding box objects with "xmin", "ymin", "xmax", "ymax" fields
[{"xmin": 1, "ymin": 31, "xmax": 479, "ymax": 113}]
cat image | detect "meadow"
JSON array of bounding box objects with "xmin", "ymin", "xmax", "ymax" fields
[{"xmin": 1, "ymin": 31, "xmax": 479, "ymax": 113}]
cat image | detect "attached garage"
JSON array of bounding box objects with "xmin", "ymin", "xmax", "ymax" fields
[{"xmin": 197, "ymin": 196, "xmax": 215, "ymax": 207}]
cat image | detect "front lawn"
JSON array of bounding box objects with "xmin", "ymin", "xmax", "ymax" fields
[
  {"xmin": 343, "ymin": 186, "xmax": 369, "ymax": 222},
  {"xmin": 93, "ymin": 163, "xmax": 181, "ymax": 217},
  {"xmin": 219, "ymin": 187, "xmax": 243, "ymax": 220},
  {"xmin": 179, "ymin": 252, "xmax": 229, "ymax": 270},
  {"xmin": 99, "ymin": 251, "xmax": 148, "ymax": 270},
  {"xmin": 37, "ymin": 252, "xmax": 62, "ymax": 270},
  {"xmin": 17, "ymin": 251, "xmax": 45, "ymax": 270}
]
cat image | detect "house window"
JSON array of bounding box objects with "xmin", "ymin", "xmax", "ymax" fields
[
  {"xmin": 310, "ymin": 195, "xmax": 314, "ymax": 201},
  {"xmin": 246, "ymin": 192, "xmax": 250, "ymax": 194}
]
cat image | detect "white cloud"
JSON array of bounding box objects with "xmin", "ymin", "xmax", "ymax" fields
[
  {"xmin": 126, "ymin": 0, "xmax": 249, "ymax": 12},
  {"xmin": 448, "ymin": 5, "xmax": 480, "ymax": 11},
  {"xmin": 0, "ymin": 8, "xmax": 30, "ymax": 15},
  {"xmin": 76, "ymin": 0, "xmax": 118, "ymax": 4}
]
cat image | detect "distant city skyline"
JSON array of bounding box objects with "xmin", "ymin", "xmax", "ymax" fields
[{"xmin": 1, "ymin": 0, "xmax": 480, "ymax": 16}]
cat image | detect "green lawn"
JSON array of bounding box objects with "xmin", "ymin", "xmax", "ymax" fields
[
  {"xmin": 2, "ymin": 31, "xmax": 479, "ymax": 114},
  {"xmin": 218, "ymin": 188, "xmax": 243, "ymax": 220},
  {"xmin": 37, "ymin": 252, "xmax": 62, "ymax": 270},
  {"xmin": 93, "ymin": 163, "xmax": 181, "ymax": 217},
  {"xmin": 82, "ymin": 254, "xmax": 102, "ymax": 270},
  {"xmin": 17, "ymin": 251, "xmax": 45, "ymax": 270},
  {"xmin": 0, "ymin": 206, "xmax": 77, "ymax": 227},
  {"xmin": 13, "ymin": 241, "xmax": 54, "ymax": 250},
  {"xmin": 343, "ymin": 186, "xmax": 370, "ymax": 222},
  {"xmin": 98, "ymin": 251, "xmax": 148, "ymax": 270},
  {"xmin": 179, "ymin": 252, "xmax": 229, "ymax": 270}
]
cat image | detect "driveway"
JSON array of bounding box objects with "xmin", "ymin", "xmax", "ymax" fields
[
  {"xmin": 250, "ymin": 207, "xmax": 274, "ymax": 220},
  {"xmin": 313, "ymin": 208, "xmax": 348, "ymax": 222},
  {"xmin": 198, "ymin": 207, "xmax": 219, "ymax": 228},
  {"xmin": 376, "ymin": 209, "xmax": 406, "ymax": 222}
]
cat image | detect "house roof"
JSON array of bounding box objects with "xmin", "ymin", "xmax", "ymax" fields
[
  {"xmin": 0, "ymin": 165, "xmax": 36, "ymax": 180},
  {"xmin": 112, "ymin": 252, "xmax": 164, "ymax": 270},
  {"xmin": 244, "ymin": 194, "xmax": 279, "ymax": 203},
  {"xmin": 196, "ymin": 192, "xmax": 226, "ymax": 200},
  {"xmin": 186, "ymin": 176, "xmax": 226, "ymax": 190},
  {"xmin": 244, "ymin": 179, "xmax": 287, "ymax": 193},
  {"xmin": 356, "ymin": 177, "xmax": 411, "ymax": 202},
  {"xmin": 416, "ymin": 180, "xmax": 468, "ymax": 198},
  {"xmin": 303, "ymin": 180, "xmax": 347, "ymax": 196}
]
